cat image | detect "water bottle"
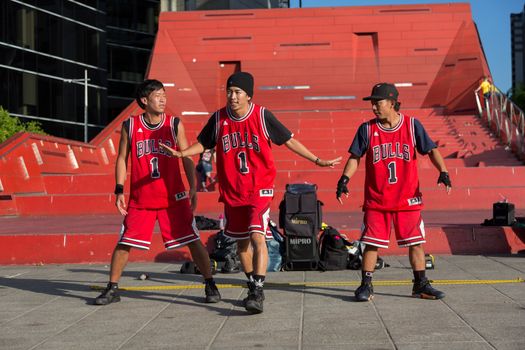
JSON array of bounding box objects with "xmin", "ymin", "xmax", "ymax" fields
[{"xmin": 219, "ymin": 214, "xmax": 225, "ymax": 231}]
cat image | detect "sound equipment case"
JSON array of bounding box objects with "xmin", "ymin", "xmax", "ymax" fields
[{"xmin": 279, "ymin": 183, "xmax": 322, "ymax": 270}]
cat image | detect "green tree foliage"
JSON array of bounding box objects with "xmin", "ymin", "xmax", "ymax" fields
[
  {"xmin": 510, "ymin": 83, "xmax": 525, "ymax": 112},
  {"xmin": 0, "ymin": 106, "xmax": 46, "ymax": 143}
]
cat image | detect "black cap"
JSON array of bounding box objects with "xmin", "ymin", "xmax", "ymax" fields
[
  {"xmin": 363, "ymin": 83, "xmax": 399, "ymax": 101},
  {"xmin": 227, "ymin": 72, "xmax": 254, "ymax": 97}
]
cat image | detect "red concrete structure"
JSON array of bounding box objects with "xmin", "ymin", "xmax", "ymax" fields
[
  {"xmin": 0, "ymin": 4, "xmax": 524, "ymax": 264},
  {"xmin": 150, "ymin": 4, "xmax": 489, "ymax": 114}
]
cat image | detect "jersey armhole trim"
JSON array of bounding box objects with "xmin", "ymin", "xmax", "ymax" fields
[
  {"xmin": 260, "ymin": 107, "xmax": 270, "ymax": 141},
  {"xmin": 213, "ymin": 111, "xmax": 220, "ymax": 145},
  {"xmin": 128, "ymin": 116, "xmax": 133, "ymax": 144},
  {"xmin": 409, "ymin": 116, "xmax": 416, "ymax": 148},
  {"xmin": 170, "ymin": 116, "xmax": 179, "ymax": 147},
  {"xmin": 365, "ymin": 121, "xmax": 371, "ymax": 152}
]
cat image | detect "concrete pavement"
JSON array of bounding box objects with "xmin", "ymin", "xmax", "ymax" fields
[{"xmin": 0, "ymin": 255, "xmax": 524, "ymax": 349}]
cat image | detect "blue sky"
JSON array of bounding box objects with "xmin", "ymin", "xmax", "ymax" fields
[{"xmin": 290, "ymin": 0, "xmax": 524, "ymax": 94}]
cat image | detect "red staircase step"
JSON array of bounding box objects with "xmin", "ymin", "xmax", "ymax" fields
[
  {"xmin": 0, "ymin": 195, "xmax": 18, "ymax": 216},
  {"xmin": 42, "ymin": 174, "xmax": 114, "ymax": 194},
  {"xmin": 14, "ymin": 194, "xmax": 116, "ymax": 216}
]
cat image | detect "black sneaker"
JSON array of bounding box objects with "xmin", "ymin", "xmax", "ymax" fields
[
  {"xmin": 204, "ymin": 280, "xmax": 221, "ymax": 303},
  {"xmin": 354, "ymin": 282, "xmax": 374, "ymax": 302},
  {"xmin": 412, "ymin": 278, "xmax": 445, "ymax": 300},
  {"xmin": 94, "ymin": 283, "xmax": 121, "ymax": 305},
  {"xmin": 245, "ymin": 286, "xmax": 264, "ymax": 314},
  {"xmin": 243, "ymin": 281, "xmax": 265, "ymax": 306}
]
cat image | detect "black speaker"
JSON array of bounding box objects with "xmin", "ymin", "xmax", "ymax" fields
[
  {"xmin": 493, "ymin": 202, "xmax": 515, "ymax": 226},
  {"xmin": 284, "ymin": 235, "xmax": 318, "ymax": 271},
  {"xmin": 280, "ymin": 183, "xmax": 322, "ymax": 271}
]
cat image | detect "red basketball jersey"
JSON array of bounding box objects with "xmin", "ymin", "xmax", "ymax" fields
[
  {"xmin": 364, "ymin": 114, "xmax": 422, "ymax": 211},
  {"xmin": 214, "ymin": 103, "xmax": 276, "ymax": 206},
  {"xmin": 128, "ymin": 114, "xmax": 186, "ymax": 209}
]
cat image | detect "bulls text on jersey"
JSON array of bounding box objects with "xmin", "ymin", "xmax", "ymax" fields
[
  {"xmin": 136, "ymin": 139, "xmax": 173, "ymax": 158},
  {"xmin": 372, "ymin": 142, "xmax": 410, "ymax": 164},
  {"xmin": 221, "ymin": 132, "xmax": 260, "ymax": 153}
]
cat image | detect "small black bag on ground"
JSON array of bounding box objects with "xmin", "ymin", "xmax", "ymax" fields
[
  {"xmin": 209, "ymin": 230, "xmax": 240, "ymax": 273},
  {"xmin": 347, "ymin": 240, "xmax": 389, "ymax": 270},
  {"xmin": 279, "ymin": 183, "xmax": 323, "ymax": 271},
  {"xmin": 318, "ymin": 226, "xmax": 350, "ymax": 271}
]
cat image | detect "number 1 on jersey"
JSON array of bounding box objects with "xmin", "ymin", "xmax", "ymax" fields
[
  {"xmin": 387, "ymin": 161, "xmax": 397, "ymax": 184},
  {"xmin": 150, "ymin": 157, "xmax": 160, "ymax": 178},
  {"xmin": 238, "ymin": 151, "xmax": 249, "ymax": 174}
]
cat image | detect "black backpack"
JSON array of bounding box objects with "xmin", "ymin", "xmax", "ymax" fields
[
  {"xmin": 318, "ymin": 226, "xmax": 350, "ymax": 271},
  {"xmin": 209, "ymin": 230, "xmax": 240, "ymax": 273},
  {"xmin": 347, "ymin": 240, "xmax": 389, "ymax": 270}
]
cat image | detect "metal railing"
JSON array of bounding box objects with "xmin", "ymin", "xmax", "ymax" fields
[{"xmin": 475, "ymin": 87, "xmax": 525, "ymax": 161}]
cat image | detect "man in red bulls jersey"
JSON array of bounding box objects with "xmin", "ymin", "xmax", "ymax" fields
[
  {"xmin": 95, "ymin": 80, "xmax": 221, "ymax": 305},
  {"xmin": 336, "ymin": 83, "xmax": 452, "ymax": 302},
  {"xmin": 161, "ymin": 72, "xmax": 341, "ymax": 314}
]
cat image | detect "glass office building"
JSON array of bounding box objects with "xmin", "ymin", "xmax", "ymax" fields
[
  {"xmin": 0, "ymin": 0, "xmax": 108, "ymax": 141},
  {"xmin": 106, "ymin": 0, "xmax": 159, "ymax": 123},
  {"xmin": 0, "ymin": 0, "xmax": 160, "ymax": 141}
]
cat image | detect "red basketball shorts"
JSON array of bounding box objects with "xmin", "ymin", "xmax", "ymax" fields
[
  {"xmin": 119, "ymin": 199, "xmax": 200, "ymax": 250},
  {"xmin": 223, "ymin": 197, "xmax": 273, "ymax": 240},
  {"xmin": 360, "ymin": 209, "xmax": 426, "ymax": 248}
]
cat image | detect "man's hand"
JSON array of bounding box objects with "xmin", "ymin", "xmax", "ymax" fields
[
  {"xmin": 189, "ymin": 188, "xmax": 197, "ymax": 212},
  {"xmin": 159, "ymin": 142, "xmax": 183, "ymax": 158},
  {"xmin": 336, "ymin": 175, "xmax": 350, "ymax": 204},
  {"xmin": 115, "ymin": 194, "xmax": 128, "ymax": 215},
  {"xmin": 437, "ymin": 171, "xmax": 452, "ymax": 194},
  {"xmin": 316, "ymin": 156, "xmax": 343, "ymax": 168}
]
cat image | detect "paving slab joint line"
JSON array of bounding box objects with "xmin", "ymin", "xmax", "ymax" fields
[{"xmin": 89, "ymin": 278, "xmax": 525, "ymax": 291}]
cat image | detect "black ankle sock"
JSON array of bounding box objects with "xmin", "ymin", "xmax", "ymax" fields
[
  {"xmin": 413, "ymin": 270, "xmax": 426, "ymax": 283},
  {"xmin": 253, "ymin": 275, "xmax": 265, "ymax": 288},
  {"xmin": 108, "ymin": 282, "xmax": 118, "ymax": 289},
  {"xmin": 245, "ymin": 271, "xmax": 254, "ymax": 282},
  {"xmin": 362, "ymin": 271, "xmax": 373, "ymax": 284},
  {"xmin": 204, "ymin": 278, "xmax": 214, "ymax": 284}
]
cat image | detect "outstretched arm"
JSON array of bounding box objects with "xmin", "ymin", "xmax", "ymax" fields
[
  {"xmin": 160, "ymin": 140, "xmax": 205, "ymax": 158},
  {"xmin": 428, "ymin": 148, "xmax": 451, "ymax": 194},
  {"xmin": 284, "ymin": 138, "xmax": 342, "ymax": 167},
  {"xmin": 176, "ymin": 122, "xmax": 198, "ymax": 211}
]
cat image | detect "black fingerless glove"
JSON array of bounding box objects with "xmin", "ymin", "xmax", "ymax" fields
[
  {"xmin": 336, "ymin": 175, "xmax": 350, "ymax": 198},
  {"xmin": 437, "ymin": 172, "xmax": 451, "ymax": 187}
]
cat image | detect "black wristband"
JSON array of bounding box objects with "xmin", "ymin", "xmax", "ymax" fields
[
  {"xmin": 114, "ymin": 184, "xmax": 124, "ymax": 195},
  {"xmin": 338, "ymin": 175, "xmax": 349, "ymax": 185}
]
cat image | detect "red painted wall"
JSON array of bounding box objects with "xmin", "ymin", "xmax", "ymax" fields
[{"xmin": 150, "ymin": 4, "xmax": 489, "ymax": 114}]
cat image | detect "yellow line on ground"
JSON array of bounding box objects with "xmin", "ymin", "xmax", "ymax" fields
[{"xmin": 89, "ymin": 278, "xmax": 524, "ymax": 291}]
